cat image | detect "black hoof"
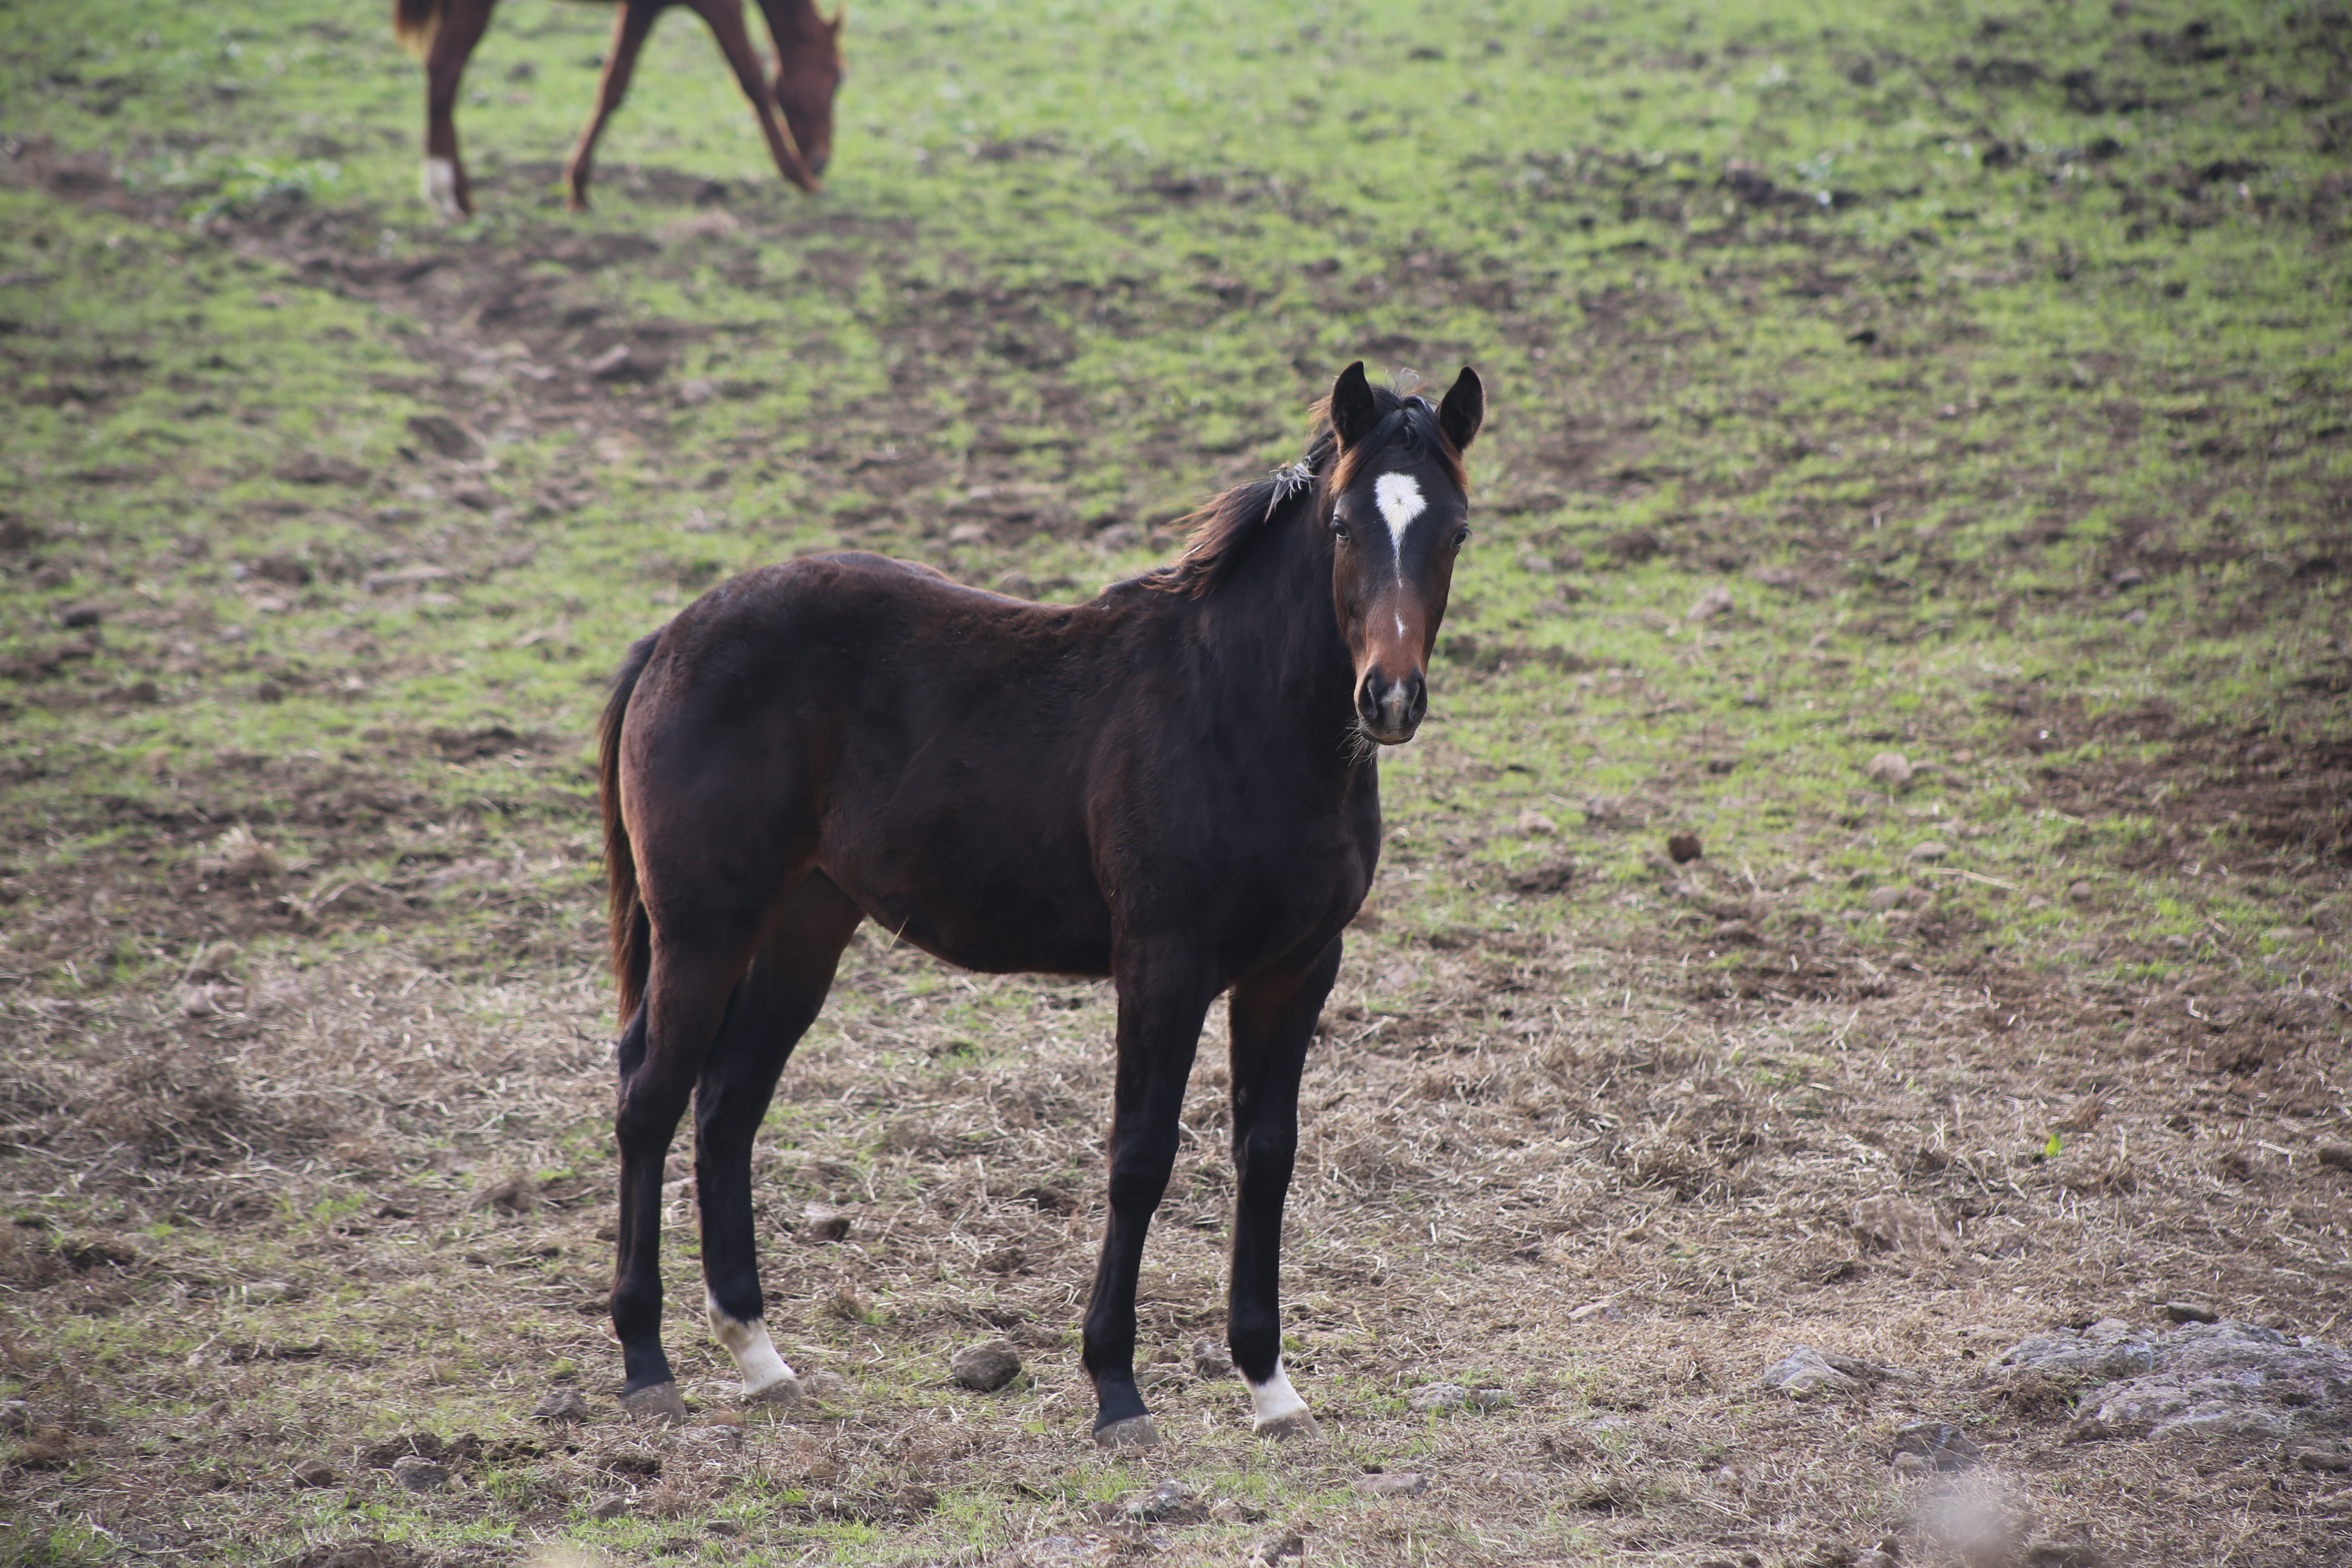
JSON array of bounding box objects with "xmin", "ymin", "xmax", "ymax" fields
[
  {"xmin": 1092, "ymin": 1413, "xmax": 1160, "ymax": 1450},
  {"xmin": 618, "ymin": 1381, "xmax": 689, "ymax": 1424}
]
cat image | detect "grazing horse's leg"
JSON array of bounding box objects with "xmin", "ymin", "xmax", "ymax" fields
[
  {"xmin": 611, "ymin": 910, "xmax": 766, "ymax": 1420},
  {"xmin": 1082, "ymin": 950, "xmax": 1222, "ymax": 1448},
  {"xmin": 420, "ymin": 0, "xmax": 496, "ymax": 220},
  {"xmin": 693, "ymin": 871, "xmax": 861, "ymax": 1401},
  {"xmin": 682, "ymin": 0, "xmax": 819, "ymax": 193},
  {"xmin": 1225, "ymin": 937, "xmax": 1342, "ymax": 1440},
  {"xmin": 565, "ymin": 0, "xmax": 668, "ymax": 212}
]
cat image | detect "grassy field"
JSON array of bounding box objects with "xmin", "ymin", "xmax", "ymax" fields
[{"xmin": 3, "ymin": 0, "xmax": 2349, "ymax": 1563}]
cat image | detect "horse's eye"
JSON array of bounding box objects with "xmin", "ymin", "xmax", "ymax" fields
[
  {"xmin": 1331, "ymin": 516, "xmax": 1352, "ymax": 541},
  {"xmin": 1452, "ymin": 526, "xmax": 1472, "ymax": 548}
]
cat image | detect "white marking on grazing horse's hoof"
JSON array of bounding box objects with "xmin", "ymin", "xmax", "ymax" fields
[
  {"xmin": 707, "ymin": 1291, "xmax": 802, "ymax": 1402},
  {"xmin": 1374, "ymin": 471, "xmax": 1427, "ymax": 571},
  {"xmin": 422, "ymin": 157, "xmax": 462, "ymax": 220},
  {"xmin": 1247, "ymin": 1360, "xmax": 1318, "ymax": 1438}
]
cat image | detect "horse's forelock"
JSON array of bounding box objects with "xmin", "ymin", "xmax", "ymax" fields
[
  {"xmin": 1327, "ymin": 391, "xmax": 1466, "ymax": 499},
  {"xmin": 1154, "ymin": 382, "xmax": 1464, "ymax": 599}
]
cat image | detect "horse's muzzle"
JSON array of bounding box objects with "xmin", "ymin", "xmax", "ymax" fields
[{"xmin": 1356, "ymin": 668, "xmax": 1426, "ymax": 744}]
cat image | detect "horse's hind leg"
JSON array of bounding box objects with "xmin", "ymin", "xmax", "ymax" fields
[
  {"xmin": 612, "ymin": 911, "xmax": 767, "ymax": 1420},
  {"xmin": 420, "ymin": 0, "xmax": 495, "ymax": 218},
  {"xmin": 694, "ymin": 871, "xmax": 861, "ymax": 1401},
  {"xmin": 1224, "ymin": 936, "xmax": 1342, "ymax": 1440}
]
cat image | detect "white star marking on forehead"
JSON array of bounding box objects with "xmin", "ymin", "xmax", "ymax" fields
[{"xmin": 1373, "ymin": 472, "xmax": 1426, "ymax": 560}]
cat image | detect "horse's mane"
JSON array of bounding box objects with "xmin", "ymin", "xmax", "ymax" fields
[{"xmin": 1145, "ymin": 381, "xmax": 1469, "ymax": 599}]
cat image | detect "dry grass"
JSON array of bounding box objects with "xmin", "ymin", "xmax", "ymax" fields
[{"xmin": 3, "ymin": 848, "xmax": 2347, "ymax": 1564}]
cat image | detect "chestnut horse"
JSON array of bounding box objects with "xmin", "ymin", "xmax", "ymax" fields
[
  {"xmin": 596, "ymin": 363, "xmax": 1484, "ymax": 1446},
  {"xmin": 392, "ymin": 0, "xmax": 842, "ymax": 218}
]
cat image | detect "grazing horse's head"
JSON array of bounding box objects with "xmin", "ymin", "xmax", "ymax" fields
[
  {"xmin": 774, "ymin": 5, "xmax": 846, "ymax": 180},
  {"xmin": 1323, "ymin": 361, "xmax": 1484, "ymax": 746}
]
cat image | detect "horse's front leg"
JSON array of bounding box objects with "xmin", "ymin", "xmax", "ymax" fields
[
  {"xmin": 1081, "ymin": 948, "xmax": 1221, "ymax": 1448},
  {"xmin": 1225, "ymin": 936, "xmax": 1341, "ymax": 1440}
]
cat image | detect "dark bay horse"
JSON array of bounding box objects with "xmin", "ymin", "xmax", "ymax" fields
[
  {"xmin": 392, "ymin": 0, "xmax": 842, "ymax": 218},
  {"xmin": 596, "ymin": 363, "xmax": 1484, "ymax": 1446}
]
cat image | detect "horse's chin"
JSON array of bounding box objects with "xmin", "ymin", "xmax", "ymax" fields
[{"xmin": 1356, "ymin": 718, "xmax": 1420, "ymax": 748}]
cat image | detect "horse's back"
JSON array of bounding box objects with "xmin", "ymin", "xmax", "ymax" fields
[{"xmin": 623, "ymin": 552, "xmax": 1127, "ymax": 973}]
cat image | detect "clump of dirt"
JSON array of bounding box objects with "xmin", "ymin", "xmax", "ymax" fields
[{"xmin": 85, "ymin": 1047, "xmax": 298, "ymax": 1165}]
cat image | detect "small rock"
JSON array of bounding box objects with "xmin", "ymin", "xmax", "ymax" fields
[
  {"xmin": 1666, "ymin": 832, "xmax": 1704, "ymax": 864},
  {"xmin": 802, "ymin": 1369, "xmax": 853, "ymax": 1401},
  {"xmin": 2294, "ymin": 1448, "xmax": 2352, "ymax": 1472},
  {"xmin": 586, "ymin": 345, "xmax": 637, "ymax": 381},
  {"xmin": 590, "ymin": 1495, "xmax": 629, "ymax": 1520},
  {"xmin": 1468, "ymin": 1387, "xmax": 1512, "ymax": 1411},
  {"xmin": 2316, "ymin": 1142, "xmax": 2352, "ymax": 1172},
  {"xmin": 1866, "ymin": 885, "xmax": 1915, "ymax": 911},
  {"xmin": 1190, "ymin": 1337, "xmax": 1234, "ymax": 1379},
  {"xmin": 994, "ymin": 571, "xmax": 1036, "ymax": 600},
  {"xmin": 2110, "ymin": 568, "xmax": 2145, "ymax": 589},
  {"xmin": 1568, "ymin": 1299, "xmax": 1625, "ymax": 1323},
  {"xmin": 2160, "ymin": 1301, "xmax": 2219, "ymax": 1325},
  {"xmin": 0, "ymin": 1401, "xmax": 30, "ymax": 1435},
  {"xmin": 2067, "ymin": 880, "xmax": 2094, "ymax": 902},
  {"xmin": 705, "ymin": 1519, "xmax": 742, "ymax": 1538},
  {"xmin": 947, "ymin": 521, "xmax": 991, "ymax": 546},
  {"xmin": 1891, "ymin": 1420, "xmax": 1980, "ymax": 1472},
  {"xmin": 405, "ymin": 412, "xmax": 481, "ymax": 460},
  {"xmin": 1711, "ymin": 918, "xmax": 1756, "ymax": 943},
  {"xmin": 1864, "ymin": 751, "xmax": 1913, "ymax": 788},
  {"xmin": 243, "ymin": 1279, "xmax": 293, "ymax": 1303},
  {"xmin": 1761, "ymin": 1346, "xmax": 1861, "ymax": 1397},
  {"xmin": 1891, "ymin": 1451, "xmax": 1930, "ymax": 1477},
  {"xmin": 1123, "ymin": 1479, "xmax": 1205, "ymax": 1524},
  {"xmin": 1355, "ymin": 1471, "xmax": 1429, "ymax": 1498},
  {"xmin": 802, "ymin": 1200, "xmax": 852, "ymax": 1240},
  {"xmin": 292, "ymin": 1459, "xmax": 340, "ymax": 1487},
  {"xmin": 390, "ymin": 1455, "xmax": 449, "ymax": 1492},
  {"xmin": 1406, "ymin": 1383, "xmax": 1467, "ymax": 1413},
  {"xmin": 951, "ymin": 1339, "xmax": 1022, "ymax": 1392},
  {"xmin": 2122, "ymin": 607, "xmax": 2148, "ymax": 627},
  {"xmin": 1251, "ymin": 1530, "xmax": 1306, "ymax": 1564},
  {"xmin": 57, "ymin": 603, "xmax": 103, "ymax": 629},
  {"xmin": 1515, "ymin": 808, "xmax": 1558, "ymax": 837},
  {"xmin": 1906, "ymin": 840, "xmax": 1950, "ymax": 862},
  {"xmin": 676, "ymin": 377, "xmax": 717, "ymax": 406},
  {"xmin": 1687, "ymin": 586, "xmax": 1735, "ymax": 622},
  {"xmin": 530, "ymin": 1387, "xmax": 592, "ymax": 1425}
]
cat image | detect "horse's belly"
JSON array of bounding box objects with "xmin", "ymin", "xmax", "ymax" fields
[{"xmin": 820, "ymin": 847, "xmax": 1114, "ymax": 979}]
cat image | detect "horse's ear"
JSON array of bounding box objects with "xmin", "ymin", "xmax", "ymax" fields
[
  {"xmin": 1330, "ymin": 361, "xmax": 1379, "ymax": 450},
  {"xmin": 828, "ymin": 6, "xmax": 844, "ymax": 34},
  {"xmin": 1438, "ymin": 366, "xmax": 1484, "ymax": 454}
]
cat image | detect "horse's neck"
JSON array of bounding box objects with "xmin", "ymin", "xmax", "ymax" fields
[{"xmin": 1188, "ymin": 503, "xmax": 1358, "ymax": 757}]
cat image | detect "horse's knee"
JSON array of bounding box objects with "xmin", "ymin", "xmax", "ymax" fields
[
  {"xmin": 1105, "ymin": 1166, "xmax": 1170, "ymax": 1216},
  {"xmin": 1233, "ymin": 1123, "xmax": 1298, "ymax": 1192}
]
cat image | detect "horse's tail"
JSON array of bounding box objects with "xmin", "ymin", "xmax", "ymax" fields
[
  {"xmin": 599, "ymin": 631, "xmax": 662, "ymax": 1025},
  {"xmin": 392, "ymin": 0, "xmax": 445, "ymax": 56}
]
